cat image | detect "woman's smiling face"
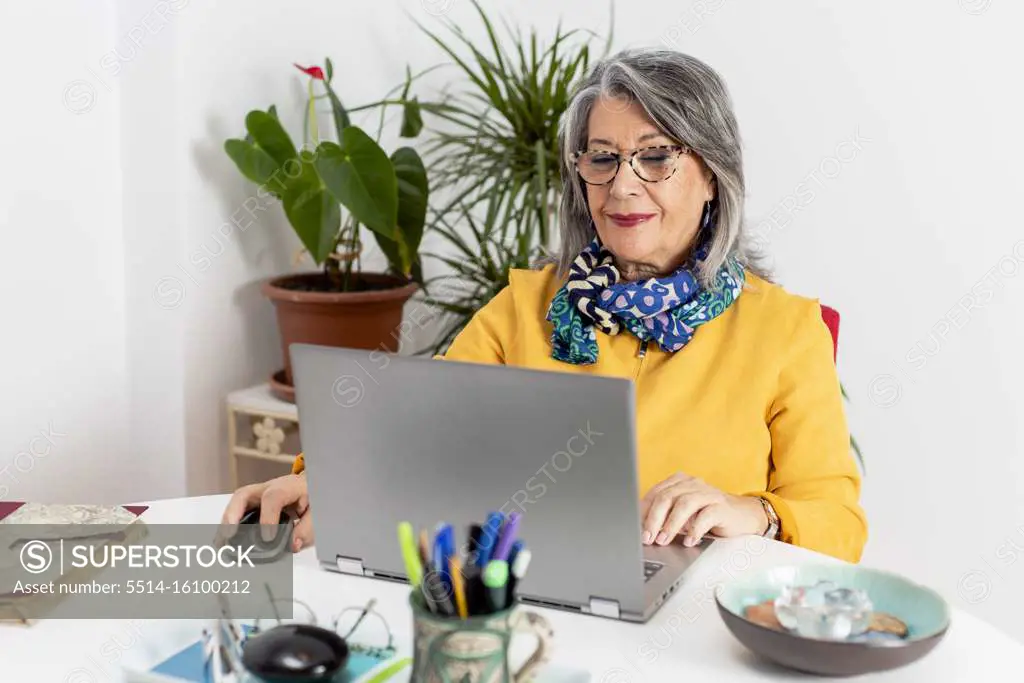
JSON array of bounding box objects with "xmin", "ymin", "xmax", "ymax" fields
[{"xmin": 582, "ymin": 95, "xmax": 716, "ymax": 281}]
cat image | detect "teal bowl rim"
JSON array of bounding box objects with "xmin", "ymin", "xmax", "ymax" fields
[{"xmin": 713, "ymin": 563, "xmax": 953, "ymax": 647}]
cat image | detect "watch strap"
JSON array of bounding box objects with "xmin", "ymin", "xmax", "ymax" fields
[{"xmin": 759, "ymin": 496, "xmax": 780, "ymax": 539}]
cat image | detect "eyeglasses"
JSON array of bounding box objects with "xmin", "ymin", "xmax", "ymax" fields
[
  {"xmin": 572, "ymin": 144, "xmax": 690, "ymax": 185},
  {"xmin": 216, "ymin": 590, "xmax": 398, "ymax": 663},
  {"xmin": 248, "ymin": 597, "xmax": 397, "ymax": 658}
]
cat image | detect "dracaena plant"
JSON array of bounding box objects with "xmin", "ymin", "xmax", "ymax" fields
[
  {"xmin": 405, "ymin": 0, "xmax": 613, "ymax": 351},
  {"xmin": 223, "ymin": 61, "xmax": 429, "ymax": 291}
]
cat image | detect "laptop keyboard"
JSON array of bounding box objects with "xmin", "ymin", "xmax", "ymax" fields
[{"xmin": 644, "ymin": 560, "xmax": 663, "ymax": 582}]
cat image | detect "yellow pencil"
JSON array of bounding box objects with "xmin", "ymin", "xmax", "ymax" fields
[{"xmin": 450, "ymin": 556, "xmax": 468, "ymax": 619}]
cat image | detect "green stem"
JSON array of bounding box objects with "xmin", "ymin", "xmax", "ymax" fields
[
  {"xmin": 325, "ymin": 254, "xmax": 342, "ymax": 291},
  {"xmin": 346, "ymin": 232, "xmax": 355, "ymax": 291},
  {"xmin": 307, "ymin": 79, "xmax": 319, "ymax": 143},
  {"xmin": 344, "ymin": 98, "xmax": 410, "ymax": 113},
  {"xmin": 340, "ymin": 217, "xmax": 353, "ymax": 292},
  {"xmin": 355, "ymin": 223, "xmax": 363, "ymax": 276}
]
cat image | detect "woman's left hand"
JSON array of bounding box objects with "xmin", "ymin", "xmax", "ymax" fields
[{"xmin": 640, "ymin": 472, "xmax": 768, "ymax": 547}]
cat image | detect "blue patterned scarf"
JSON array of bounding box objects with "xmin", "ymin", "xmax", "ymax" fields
[{"xmin": 545, "ymin": 238, "xmax": 745, "ymax": 365}]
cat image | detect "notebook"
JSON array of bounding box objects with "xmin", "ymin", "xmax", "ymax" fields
[{"xmin": 122, "ymin": 631, "xmax": 412, "ymax": 683}]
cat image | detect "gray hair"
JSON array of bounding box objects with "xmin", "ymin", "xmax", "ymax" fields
[{"xmin": 550, "ymin": 47, "xmax": 772, "ymax": 290}]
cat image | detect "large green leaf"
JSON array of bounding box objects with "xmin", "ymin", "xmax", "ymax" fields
[
  {"xmin": 245, "ymin": 110, "xmax": 298, "ymax": 166},
  {"xmin": 314, "ymin": 128, "xmax": 397, "ymax": 239},
  {"xmin": 283, "ymin": 186, "xmax": 340, "ymax": 265},
  {"xmin": 367, "ymin": 146, "xmax": 430, "ymax": 277},
  {"xmin": 392, "ymin": 147, "xmax": 428, "ymax": 259},
  {"xmin": 244, "ymin": 105, "xmax": 278, "ymax": 144},
  {"xmin": 224, "ymin": 139, "xmax": 280, "ymax": 187}
]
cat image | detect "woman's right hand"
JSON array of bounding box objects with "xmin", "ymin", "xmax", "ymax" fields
[{"xmin": 219, "ymin": 473, "xmax": 314, "ymax": 552}]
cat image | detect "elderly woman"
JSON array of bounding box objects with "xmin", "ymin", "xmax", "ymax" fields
[{"xmin": 222, "ymin": 48, "xmax": 868, "ymax": 563}]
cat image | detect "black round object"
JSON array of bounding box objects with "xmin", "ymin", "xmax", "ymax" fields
[{"xmin": 241, "ymin": 624, "xmax": 349, "ymax": 682}]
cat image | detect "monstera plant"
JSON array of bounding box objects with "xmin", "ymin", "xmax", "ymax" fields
[{"xmin": 224, "ymin": 61, "xmax": 428, "ymax": 401}]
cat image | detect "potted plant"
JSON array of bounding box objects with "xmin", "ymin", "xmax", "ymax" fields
[{"xmin": 224, "ymin": 61, "xmax": 429, "ymax": 401}]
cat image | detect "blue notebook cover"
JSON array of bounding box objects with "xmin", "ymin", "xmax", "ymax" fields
[{"xmin": 125, "ymin": 627, "xmax": 411, "ymax": 683}]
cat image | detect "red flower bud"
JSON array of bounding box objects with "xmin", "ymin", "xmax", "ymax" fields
[{"xmin": 293, "ymin": 63, "xmax": 325, "ymax": 80}]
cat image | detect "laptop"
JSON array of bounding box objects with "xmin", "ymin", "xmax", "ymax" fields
[{"xmin": 290, "ymin": 343, "xmax": 712, "ymax": 622}]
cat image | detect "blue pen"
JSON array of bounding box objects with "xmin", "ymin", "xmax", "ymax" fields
[
  {"xmin": 507, "ymin": 539, "xmax": 525, "ymax": 567},
  {"xmin": 475, "ymin": 512, "xmax": 504, "ymax": 568},
  {"xmin": 442, "ymin": 525, "xmax": 455, "ymax": 569},
  {"xmin": 434, "ymin": 523, "xmax": 454, "ymax": 586},
  {"xmin": 491, "ymin": 512, "xmax": 521, "ymax": 562},
  {"xmin": 432, "ymin": 535, "xmax": 444, "ymax": 576}
]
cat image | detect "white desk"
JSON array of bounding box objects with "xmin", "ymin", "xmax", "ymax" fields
[{"xmin": 1, "ymin": 494, "xmax": 1021, "ymax": 682}]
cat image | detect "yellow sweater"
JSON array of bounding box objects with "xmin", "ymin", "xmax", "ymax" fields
[{"xmin": 293, "ymin": 265, "xmax": 868, "ymax": 562}]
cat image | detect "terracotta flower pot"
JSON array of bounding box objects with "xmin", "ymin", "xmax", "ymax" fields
[{"xmin": 262, "ymin": 272, "xmax": 419, "ymax": 402}]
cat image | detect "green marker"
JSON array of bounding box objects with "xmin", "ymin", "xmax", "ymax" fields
[
  {"xmin": 482, "ymin": 559, "xmax": 509, "ymax": 612},
  {"xmin": 397, "ymin": 522, "xmax": 423, "ymax": 587}
]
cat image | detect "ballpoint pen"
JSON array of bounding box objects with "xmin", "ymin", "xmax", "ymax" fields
[
  {"xmin": 397, "ymin": 521, "xmax": 424, "ymax": 586},
  {"xmin": 491, "ymin": 511, "xmax": 521, "ymax": 562},
  {"xmin": 433, "ymin": 523, "xmax": 455, "ymax": 594},
  {"xmin": 508, "ymin": 539, "xmax": 524, "ymax": 567},
  {"xmin": 475, "ymin": 512, "xmax": 504, "ymax": 568},
  {"xmin": 443, "ymin": 524, "xmax": 455, "ymax": 563},
  {"xmin": 430, "ymin": 524, "xmax": 450, "ymax": 573}
]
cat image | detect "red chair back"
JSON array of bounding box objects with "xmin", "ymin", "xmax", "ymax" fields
[{"xmin": 820, "ymin": 304, "xmax": 840, "ymax": 363}]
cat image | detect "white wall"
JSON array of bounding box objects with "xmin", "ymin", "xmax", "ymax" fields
[
  {"xmin": 117, "ymin": 0, "xmax": 190, "ymax": 501},
  {"xmin": 707, "ymin": 2, "xmax": 1024, "ymax": 644},
  {"xmin": 0, "ymin": 0, "xmax": 132, "ymax": 503},
  {"xmin": 174, "ymin": 0, "xmax": 419, "ymax": 495},
  {"xmin": 5, "ymin": 0, "xmax": 1024, "ymax": 643}
]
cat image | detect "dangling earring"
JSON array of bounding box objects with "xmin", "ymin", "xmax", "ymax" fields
[{"xmin": 700, "ymin": 200, "xmax": 713, "ymax": 230}]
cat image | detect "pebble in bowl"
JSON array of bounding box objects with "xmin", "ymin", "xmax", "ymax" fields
[{"xmin": 715, "ymin": 563, "xmax": 951, "ymax": 676}]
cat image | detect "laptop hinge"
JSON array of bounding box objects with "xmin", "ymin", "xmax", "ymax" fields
[
  {"xmin": 335, "ymin": 555, "xmax": 365, "ymax": 576},
  {"xmin": 588, "ymin": 597, "xmax": 620, "ymax": 619}
]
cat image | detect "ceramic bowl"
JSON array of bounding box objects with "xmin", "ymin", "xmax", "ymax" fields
[{"xmin": 715, "ymin": 563, "xmax": 951, "ymax": 676}]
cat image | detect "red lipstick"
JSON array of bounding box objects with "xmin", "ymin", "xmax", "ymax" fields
[{"xmin": 607, "ymin": 212, "xmax": 656, "ymax": 228}]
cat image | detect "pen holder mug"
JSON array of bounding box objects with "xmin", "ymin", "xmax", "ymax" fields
[{"xmin": 409, "ymin": 592, "xmax": 553, "ymax": 683}]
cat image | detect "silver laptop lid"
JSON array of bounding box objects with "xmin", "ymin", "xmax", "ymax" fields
[{"xmin": 291, "ymin": 343, "xmax": 648, "ymax": 618}]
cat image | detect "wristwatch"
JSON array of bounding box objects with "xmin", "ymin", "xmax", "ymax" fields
[{"xmin": 759, "ymin": 496, "xmax": 780, "ymax": 539}]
